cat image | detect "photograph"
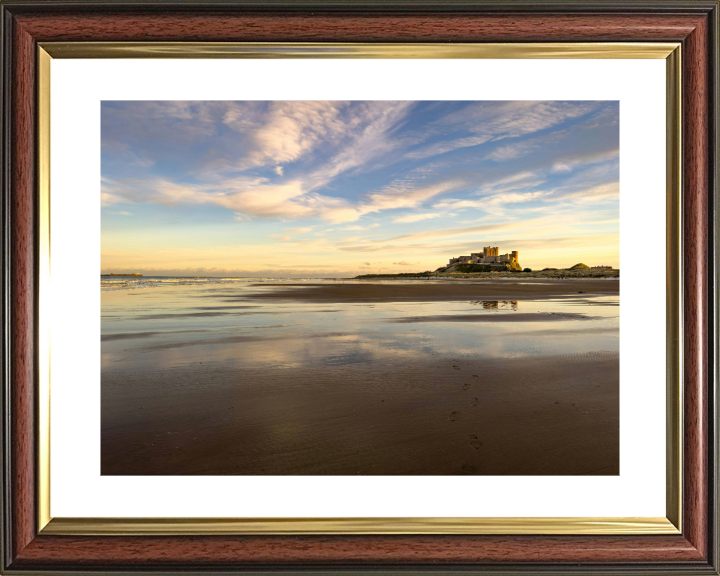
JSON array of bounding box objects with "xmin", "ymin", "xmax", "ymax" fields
[
  {"xmin": 5, "ymin": 2, "xmax": 718, "ymax": 571},
  {"xmin": 100, "ymin": 100, "xmax": 620, "ymax": 476}
]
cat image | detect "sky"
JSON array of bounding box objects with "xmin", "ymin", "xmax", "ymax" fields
[{"xmin": 101, "ymin": 100, "xmax": 619, "ymax": 277}]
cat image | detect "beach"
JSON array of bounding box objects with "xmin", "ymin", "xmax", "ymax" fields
[{"xmin": 101, "ymin": 278, "xmax": 619, "ymax": 475}]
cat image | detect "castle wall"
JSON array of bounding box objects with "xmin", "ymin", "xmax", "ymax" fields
[{"xmin": 448, "ymin": 247, "xmax": 519, "ymax": 268}]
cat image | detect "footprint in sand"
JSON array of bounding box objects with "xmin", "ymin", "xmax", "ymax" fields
[
  {"xmin": 462, "ymin": 382, "xmax": 471, "ymax": 390},
  {"xmin": 453, "ymin": 365, "xmax": 460, "ymax": 370},
  {"xmin": 449, "ymin": 411, "xmax": 460, "ymax": 422},
  {"xmin": 461, "ymin": 464, "xmax": 475, "ymax": 473},
  {"xmin": 471, "ymin": 397, "xmax": 479, "ymax": 406},
  {"xmin": 472, "ymin": 375, "xmax": 479, "ymax": 378},
  {"xmin": 468, "ymin": 434, "xmax": 483, "ymax": 450}
]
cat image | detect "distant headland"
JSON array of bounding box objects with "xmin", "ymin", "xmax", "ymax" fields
[
  {"xmin": 354, "ymin": 246, "xmax": 618, "ymax": 279},
  {"xmin": 102, "ymin": 273, "xmax": 143, "ymax": 277}
]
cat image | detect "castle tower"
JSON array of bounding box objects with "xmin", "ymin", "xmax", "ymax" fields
[{"xmin": 511, "ymin": 251, "xmax": 518, "ymax": 262}]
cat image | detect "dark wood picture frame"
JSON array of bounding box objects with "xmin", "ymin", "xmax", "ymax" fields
[{"xmin": 1, "ymin": 1, "xmax": 718, "ymax": 573}]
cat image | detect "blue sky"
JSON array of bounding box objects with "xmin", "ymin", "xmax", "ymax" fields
[{"xmin": 101, "ymin": 100, "xmax": 619, "ymax": 276}]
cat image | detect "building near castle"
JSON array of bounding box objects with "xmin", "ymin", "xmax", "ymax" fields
[{"xmin": 448, "ymin": 246, "xmax": 519, "ymax": 267}]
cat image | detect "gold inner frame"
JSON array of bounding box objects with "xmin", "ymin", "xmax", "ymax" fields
[{"xmin": 36, "ymin": 42, "xmax": 683, "ymax": 536}]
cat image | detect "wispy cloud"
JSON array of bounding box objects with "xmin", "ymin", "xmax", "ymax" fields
[
  {"xmin": 434, "ymin": 191, "xmax": 545, "ymax": 210},
  {"xmin": 393, "ymin": 212, "xmax": 443, "ymax": 223},
  {"xmin": 405, "ymin": 101, "xmax": 600, "ymax": 162},
  {"xmin": 405, "ymin": 135, "xmax": 493, "ymax": 160},
  {"xmin": 344, "ymin": 223, "xmax": 380, "ymax": 231}
]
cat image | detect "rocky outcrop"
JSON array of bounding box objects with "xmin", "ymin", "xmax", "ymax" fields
[{"xmin": 435, "ymin": 260, "xmax": 523, "ymax": 274}]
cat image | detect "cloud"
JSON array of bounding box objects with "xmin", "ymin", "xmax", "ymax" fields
[
  {"xmin": 102, "ymin": 140, "xmax": 156, "ymax": 168},
  {"xmin": 216, "ymin": 181, "xmax": 321, "ymax": 219},
  {"xmin": 488, "ymin": 191, "xmax": 546, "ymax": 204},
  {"xmin": 468, "ymin": 171, "xmax": 545, "ymax": 196},
  {"xmin": 105, "ymin": 167, "xmax": 543, "ymax": 235},
  {"xmin": 112, "ymin": 101, "xmax": 419, "ymax": 223},
  {"xmin": 385, "ymin": 221, "xmax": 519, "ymax": 244},
  {"xmin": 405, "ymin": 101, "xmax": 601, "ymax": 162},
  {"xmin": 560, "ymin": 182, "xmax": 619, "ymax": 203},
  {"xmin": 223, "ymin": 101, "xmax": 415, "ymax": 187},
  {"xmin": 393, "ymin": 261, "xmax": 412, "ymax": 265},
  {"xmin": 297, "ymin": 178, "xmax": 462, "ymax": 224},
  {"xmin": 238, "ymin": 101, "xmax": 346, "ymax": 170},
  {"xmin": 405, "ymin": 135, "xmax": 493, "ymax": 160},
  {"xmin": 329, "ymin": 213, "xmax": 617, "ymax": 256},
  {"xmin": 103, "ymin": 101, "xmax": 415, "ymax": 185},
  {"xmin": 435, "ymin": 191, "xmax": 546, "ymax": 210},
  {"xmin": 103, "ymin": 176, "xmax": 345, "ymax": 221},
  {"xmin": 344, "ymin": 223, "xmax": 380, "ymax": 231},
  {"xmin": 223, "ymin": 177, "xmax": 459, "ymax": 223},
  {"xmin": 440, "ymin": 101, "xmax": 599, "ymax": 138},
  {"xmin": 486, "ymin": 140, "xmax": 539, "ymax": 162},
  {"xmin": 304, "ymin": 102, "xmax": 415, "ymax": 189},
  {"xmin": 484, "ymin": 129, "xmax": 570, "ymax": 162},
  {"xmin": 102, "ymin": 102, "xmax": 260, "ymax": 175},
  {"xmin": 393, "ymin": 212, "xmax": 443, "ymax": 223},
  {"xmin": 101, "ymin": 192, "xmax": 126, "ymax": 207},
  {"xmin": 102, "ymin": 100, "xmax": 618, "ymax": 274},
  {"xmin": 550, "ymin": 148, "xmax": 619, "ymax": 174},
  {"xmin": 359, "ymin": 180, "xmax": 461, "ymax": 217}
]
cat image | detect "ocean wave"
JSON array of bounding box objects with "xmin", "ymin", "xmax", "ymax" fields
[{"xmin": 100, "ymin": 276, "xmax": 329, "ymax": 291}]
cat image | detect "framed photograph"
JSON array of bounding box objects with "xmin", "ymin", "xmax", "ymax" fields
[{"xmin": 1, "ymin": 1, "xmax": 717, "ymax": 574}]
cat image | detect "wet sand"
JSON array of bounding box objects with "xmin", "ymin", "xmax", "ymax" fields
[
  {"xmin": 102, "ymin": 352, "xmax": 618, "ymax": 475},
  {"xmin": 388, "ymin": 312, "xmax": 601, "ymax": 323},
  {"xmin": 101, "ymin": 279, "xmax": 619, "ymax": 476},
  {"xmin": 240, "ymin": 279, "xmax": 619, "ymax": 303}
]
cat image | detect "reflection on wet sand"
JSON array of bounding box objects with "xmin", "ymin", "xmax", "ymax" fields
[{"xmin": 101, "ymin": 279, "xmax": 619, "ymax": 475}]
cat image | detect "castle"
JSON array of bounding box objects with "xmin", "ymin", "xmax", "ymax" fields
[{"xmin": 448, "ymin": 246, "xmax": 519, "ymax": 267}]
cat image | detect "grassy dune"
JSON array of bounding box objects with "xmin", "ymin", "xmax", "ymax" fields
[{"xmin": 354, "ymin": 268, "xmax": 619, "ymax": 280}]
